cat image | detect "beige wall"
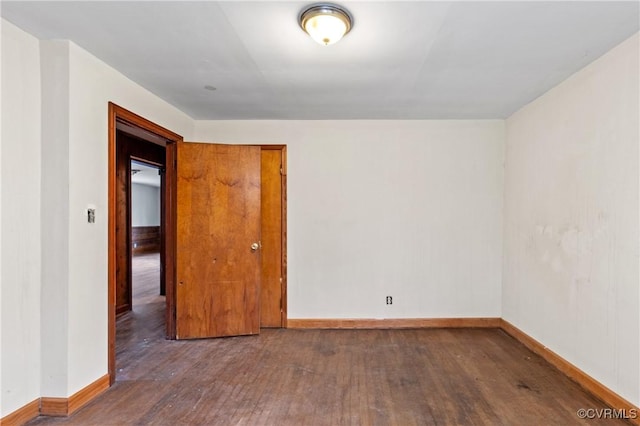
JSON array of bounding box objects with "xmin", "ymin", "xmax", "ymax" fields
[
  {"xmin": 193, "ymin": 120, "xmax": 505, "ymax": 319},
  {"xmin": 503, "ymin": 33, "xmax": 639, "ymax": 405},
  {"xmin": 1, "ymin": 18, "xmax": 194, "ymax": 415},
  {"xmin": 1, "ymin": 19, "xmax": 42, "ymax": 416}
]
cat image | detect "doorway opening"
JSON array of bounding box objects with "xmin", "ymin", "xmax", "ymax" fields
[
  {"xmin": 114, "ymin": 132, "xmax": 168, "ymax": 381},
  {"xmin": 108, "ymin": 103, "xmax": 288, "ymax": 386},
  {"xmin": 130, "ymin": 159, "xmax": 163, "ymax": 303},
  {"xmin": 115, "ymin": 159, "xmax": 164, "ymax": 380},
  {"xmin": 108, "ymin": 103, "xmax": 181, "ymax": 385}
]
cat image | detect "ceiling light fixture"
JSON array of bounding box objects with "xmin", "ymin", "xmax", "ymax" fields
[{"xmin": 299, "ymin": 3, "xmax": 353, "ymax": 46}]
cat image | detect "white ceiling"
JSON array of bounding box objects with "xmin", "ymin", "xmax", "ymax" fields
[{"xmin": 2, "ymin": 1, "xmax": 638, "ymax": 120}]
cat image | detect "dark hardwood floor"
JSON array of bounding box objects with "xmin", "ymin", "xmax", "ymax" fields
[
  {"xmin": 27, "ymin": 253, "xmax": 628, "ymax": 425},
  {"xmin": 115, "ymin": 252, "xmax": 166, "ymax": 381}
]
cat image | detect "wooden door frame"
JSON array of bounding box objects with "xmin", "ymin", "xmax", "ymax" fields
[
  {"xmin": 108, "ymin": 103, "xmax": 182, "ymax": 384},
  {"xmin": 260, "ymin": 145, "xmax": 288, "ymax": 327}
]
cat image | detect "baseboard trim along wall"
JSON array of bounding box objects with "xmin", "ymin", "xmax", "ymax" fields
[
  {"xmin": 67, "ymin": 374, "xmax": 110, "ymax": 415},
  {"xmin": 39, "ymin": 397, "xmax": 68, "ymax": 417},
  {"xmin": 499, "ymin": 320, "xmax": 640, "ymax": 426},
  {"xmin": 2, "ymin": 374, "xmax": 111, "ymax": 425},
  {"xmin": 0, "ymin": 398, "xmax": 40, "ymax": 426},
  {"xmin": 40, "ymin": 374, "xmax": 110, "ymax": 417},
  {"xmin": 3, "ymin": 322, "xmax": 639, "ymax": 425},
  {"xmin": 286, "ymin": 317, "xmax": 502, "ymax": 329}
]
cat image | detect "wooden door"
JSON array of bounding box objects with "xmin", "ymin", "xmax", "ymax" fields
[
  {"xmin": 176, "ymin": 142, "xmax": 261, "ymax": 339},
  {"xmin": 260, "ymin": 148, "xmax": 284, "ymax": 327}
]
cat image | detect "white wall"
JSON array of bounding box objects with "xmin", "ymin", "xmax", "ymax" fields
[
  {"xmin": 0, "ymin": 17, "xmax": 3, "ymax": 416},
  {"xmin": 503, "ymin": 33, "xmax": 639, "ymax": 405},
  {"xmin": 40, "ymin": 39, "xmax": 71, "ymax": 400},
  {"xmin": 64, "ymin": 41, "xmax": 193, "ymax": 396},
  {"xmin": 1, "ymin": 20, "xmax": 42, "ymax": 416},
  {"xmin": 1, "ymin": 20, "xmax": 195, "ymax": 414},
  {"xmin": 193, "ymin": 120, "xmax": 505, "ymax": 319},
  {"xmin": 132, "ymin": 183, "xmax": 160, "ymax": 227}
]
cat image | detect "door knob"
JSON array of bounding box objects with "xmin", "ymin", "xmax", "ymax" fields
[{"xmin": 251, "ymin": 242, "xmax": 260, "ymax": 251}]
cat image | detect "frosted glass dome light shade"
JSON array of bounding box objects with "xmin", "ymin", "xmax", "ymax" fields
[{"xmin": 299, "ymin": 4, "xmax": 353, "ymax": 46}]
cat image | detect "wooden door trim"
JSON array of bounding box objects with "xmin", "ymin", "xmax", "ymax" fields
[
  {"xmin": 108, "ymin": 103, "xmax": 182, "ymax": 385},
  {"xmin": 260, "ymin": 145, "xmax": 287, "ymax": 327}
]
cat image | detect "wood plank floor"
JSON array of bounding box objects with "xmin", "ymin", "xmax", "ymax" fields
[
  {"xmin": 115, "ymin": 252, "xmax": 166, "ymax": 379},
  {"xmin": 27, "ymin": 254, "xmax": 628, "ymax": 425}
]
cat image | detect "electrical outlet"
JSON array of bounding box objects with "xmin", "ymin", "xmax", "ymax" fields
[{"xmin": 386, "ymin": 296, "xmax": 393, "ymax": 305}]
